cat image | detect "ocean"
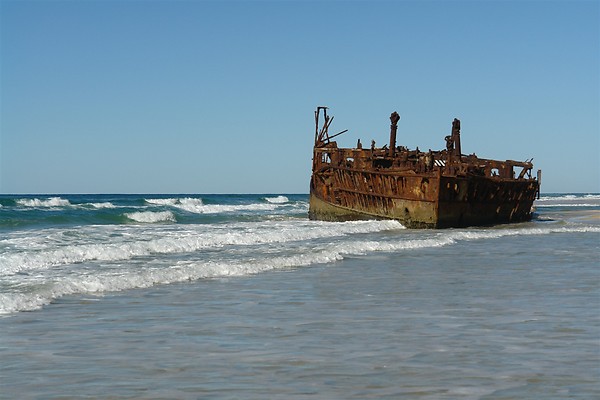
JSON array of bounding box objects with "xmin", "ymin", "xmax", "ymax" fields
[{"xmin": 0, "ymin": 193, "xmax": 598, "ymax": 399}]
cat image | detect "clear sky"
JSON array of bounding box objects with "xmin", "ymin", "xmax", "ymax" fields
[{"xmin": 1, "ymin": 0, "xmax": 598, "ymax": 194}]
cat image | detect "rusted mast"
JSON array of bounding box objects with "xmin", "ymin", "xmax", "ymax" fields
[
  {"xmin": 451, "ymin": 118, "xmax": 462, "ymax": 160},
  {"xmin": 445, "ymin": 118, "xmax": 462, "ymax": 170},
  {"xmin": 388, "ymin": 111, "xmax": 400, "ymax": 157},
  {"xmin": 314, "ymin": 106, "xmax": 329, "ymax": 145}
]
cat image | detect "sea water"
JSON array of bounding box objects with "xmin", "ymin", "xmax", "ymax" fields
[{"xmin": 0, "ymin": 193, "xmax": 598, "ymax": 399}]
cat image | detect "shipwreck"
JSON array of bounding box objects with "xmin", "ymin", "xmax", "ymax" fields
[{"xmin": 309, "ymin": 106, "xmax": 541, "ymax": 228}]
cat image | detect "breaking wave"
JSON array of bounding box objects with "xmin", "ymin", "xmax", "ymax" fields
[
  {"xmin": 0, "ymin": 220, "xmax": 403, "ymax": 276},
  {"xmin": 2, "ymin": 219, "xmax": 599, "ymax": 315},
  {"xmin": 145, "ymin": 197, "xmax": 280, "ymax": 214},
  {"xmin": 145, "ymin": 198, "xmax": 182, "ymax": 206},
  {"xmin": 265, "ymin": 196, "xmax": 289, "ymax": 204},
  {"xmin": 124, "ymin": 211, "xmax": 176, "ymax": 223},
  {"xmin": 87, "ymin": 202, "xmax": 116, "ymax": 209}
]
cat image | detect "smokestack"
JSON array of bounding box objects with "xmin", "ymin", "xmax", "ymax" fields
[{"xmin": 389, "ymin": 112, "xmax": 400, "ymax": 156}]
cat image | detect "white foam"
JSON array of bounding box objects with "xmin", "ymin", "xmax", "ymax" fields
[
  {"xmin": 0, "ymin": 261, "xmax": 234, "ymax": 314},
  {"xmin": 125, "ymin": 211, "xmax": 176, "ymax": 223},
  {"xmin": 536, "ymin": 203, "xmax": 599, "ymax": 208},
  {"xmin": 144, "ymin": 197, "xmax": 286, "ymax": 214},
  {"xmin": 145, "ymin": 198, "xmax": 181, "ymax": 206},
  {"xmin": 325, "ymin": 223, "xmax": 600, "ymax": 258},
  {"xmin": 87, "ymin": 202, "xmax": 116, "ymax": 209},
  {"xmin": 2, "ymin": 219, "xmax": 600, "ymax": 315},
  {"xmin": 3, "ymin": 218, "xmax": 599, "ymax": 280},
  {"xmin": 535, "ymin": 195, "xmax": 600, "ymax": 212},
  {"xmin": 0, "ymin": 220, "xmax": 403, "ymax": 276},
  {"xmin": 0, "ymin": 225, "xmax": 513, "ymax": 315},
  {"xmin": 176, "ymin": 200, "xmax": 278, "ymax": 214},
  {"xmin": 174, "ymin": 198, "xmax": 210, "ymax": 213},
  {"xmin": 265, "ymin": 195, "xmax": 289, "ymax": 204},
  {"xmin": 16, "ymin": 197, "xmax": 71, "ymax": 207},
  {"xmin": 0, "ymin": 292, "xmax": 49, "ymax": 315},
  {"xmin": 537, "ymin": 194, "xmax": 600, "ymax": 202},
  {"xmin": 452, "ymin": 225, "xmax": 600, "ymax": 243},
  {"xmin": 0, "ymin": 236, "xmax": 396, "ymax": 314}
]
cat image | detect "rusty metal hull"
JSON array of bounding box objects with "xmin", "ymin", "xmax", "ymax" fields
[
  {"xmin": 309, "ymin": 169, "xmax": 439, "ymax": 228},
  {"xmin": 309, "ymin": 171, "xmax": 538, "ymax": 228},
  {"xmin": 309, "ymin": 107, "xmax": 540, "ymax": 229},
  {"xmin": 437, "ymin": 176, "xmax": 538, "ymax": 228}
]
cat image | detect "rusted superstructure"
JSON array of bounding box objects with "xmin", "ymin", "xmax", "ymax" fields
[{"xmin": 309, "ymin": 107, "xmax": 541, "ymax": 228}]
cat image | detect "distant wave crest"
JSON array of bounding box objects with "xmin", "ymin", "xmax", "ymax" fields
[
  {"xmin": 145, "ymin": 198, "xmax": 185, "ymax": 206},
  {"xmin": 87, "ymin": 202, "xmax": 116, "ymax": 209},
  {"xmin": 538, "ymin": 194, "xmax": 600, "ymax": 202},
  {"xmin": 16, "ymin": 197, "xmax": 71, "ymax": 207},
  {"xmin": 145, "ymin": 197, "xmax": 281, "ymax": 214},
  {"xmin": 537, "ymin": 203, "xmax": 599, "ymax": 208},
  {"xmin": 265, "ymin": 195, "xmax": 289, "ymax": 204}
]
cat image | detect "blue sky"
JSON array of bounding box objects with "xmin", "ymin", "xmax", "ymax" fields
[{"xmin": 1, "ymin": 0, "xmax": 598, "ymax": 194}]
